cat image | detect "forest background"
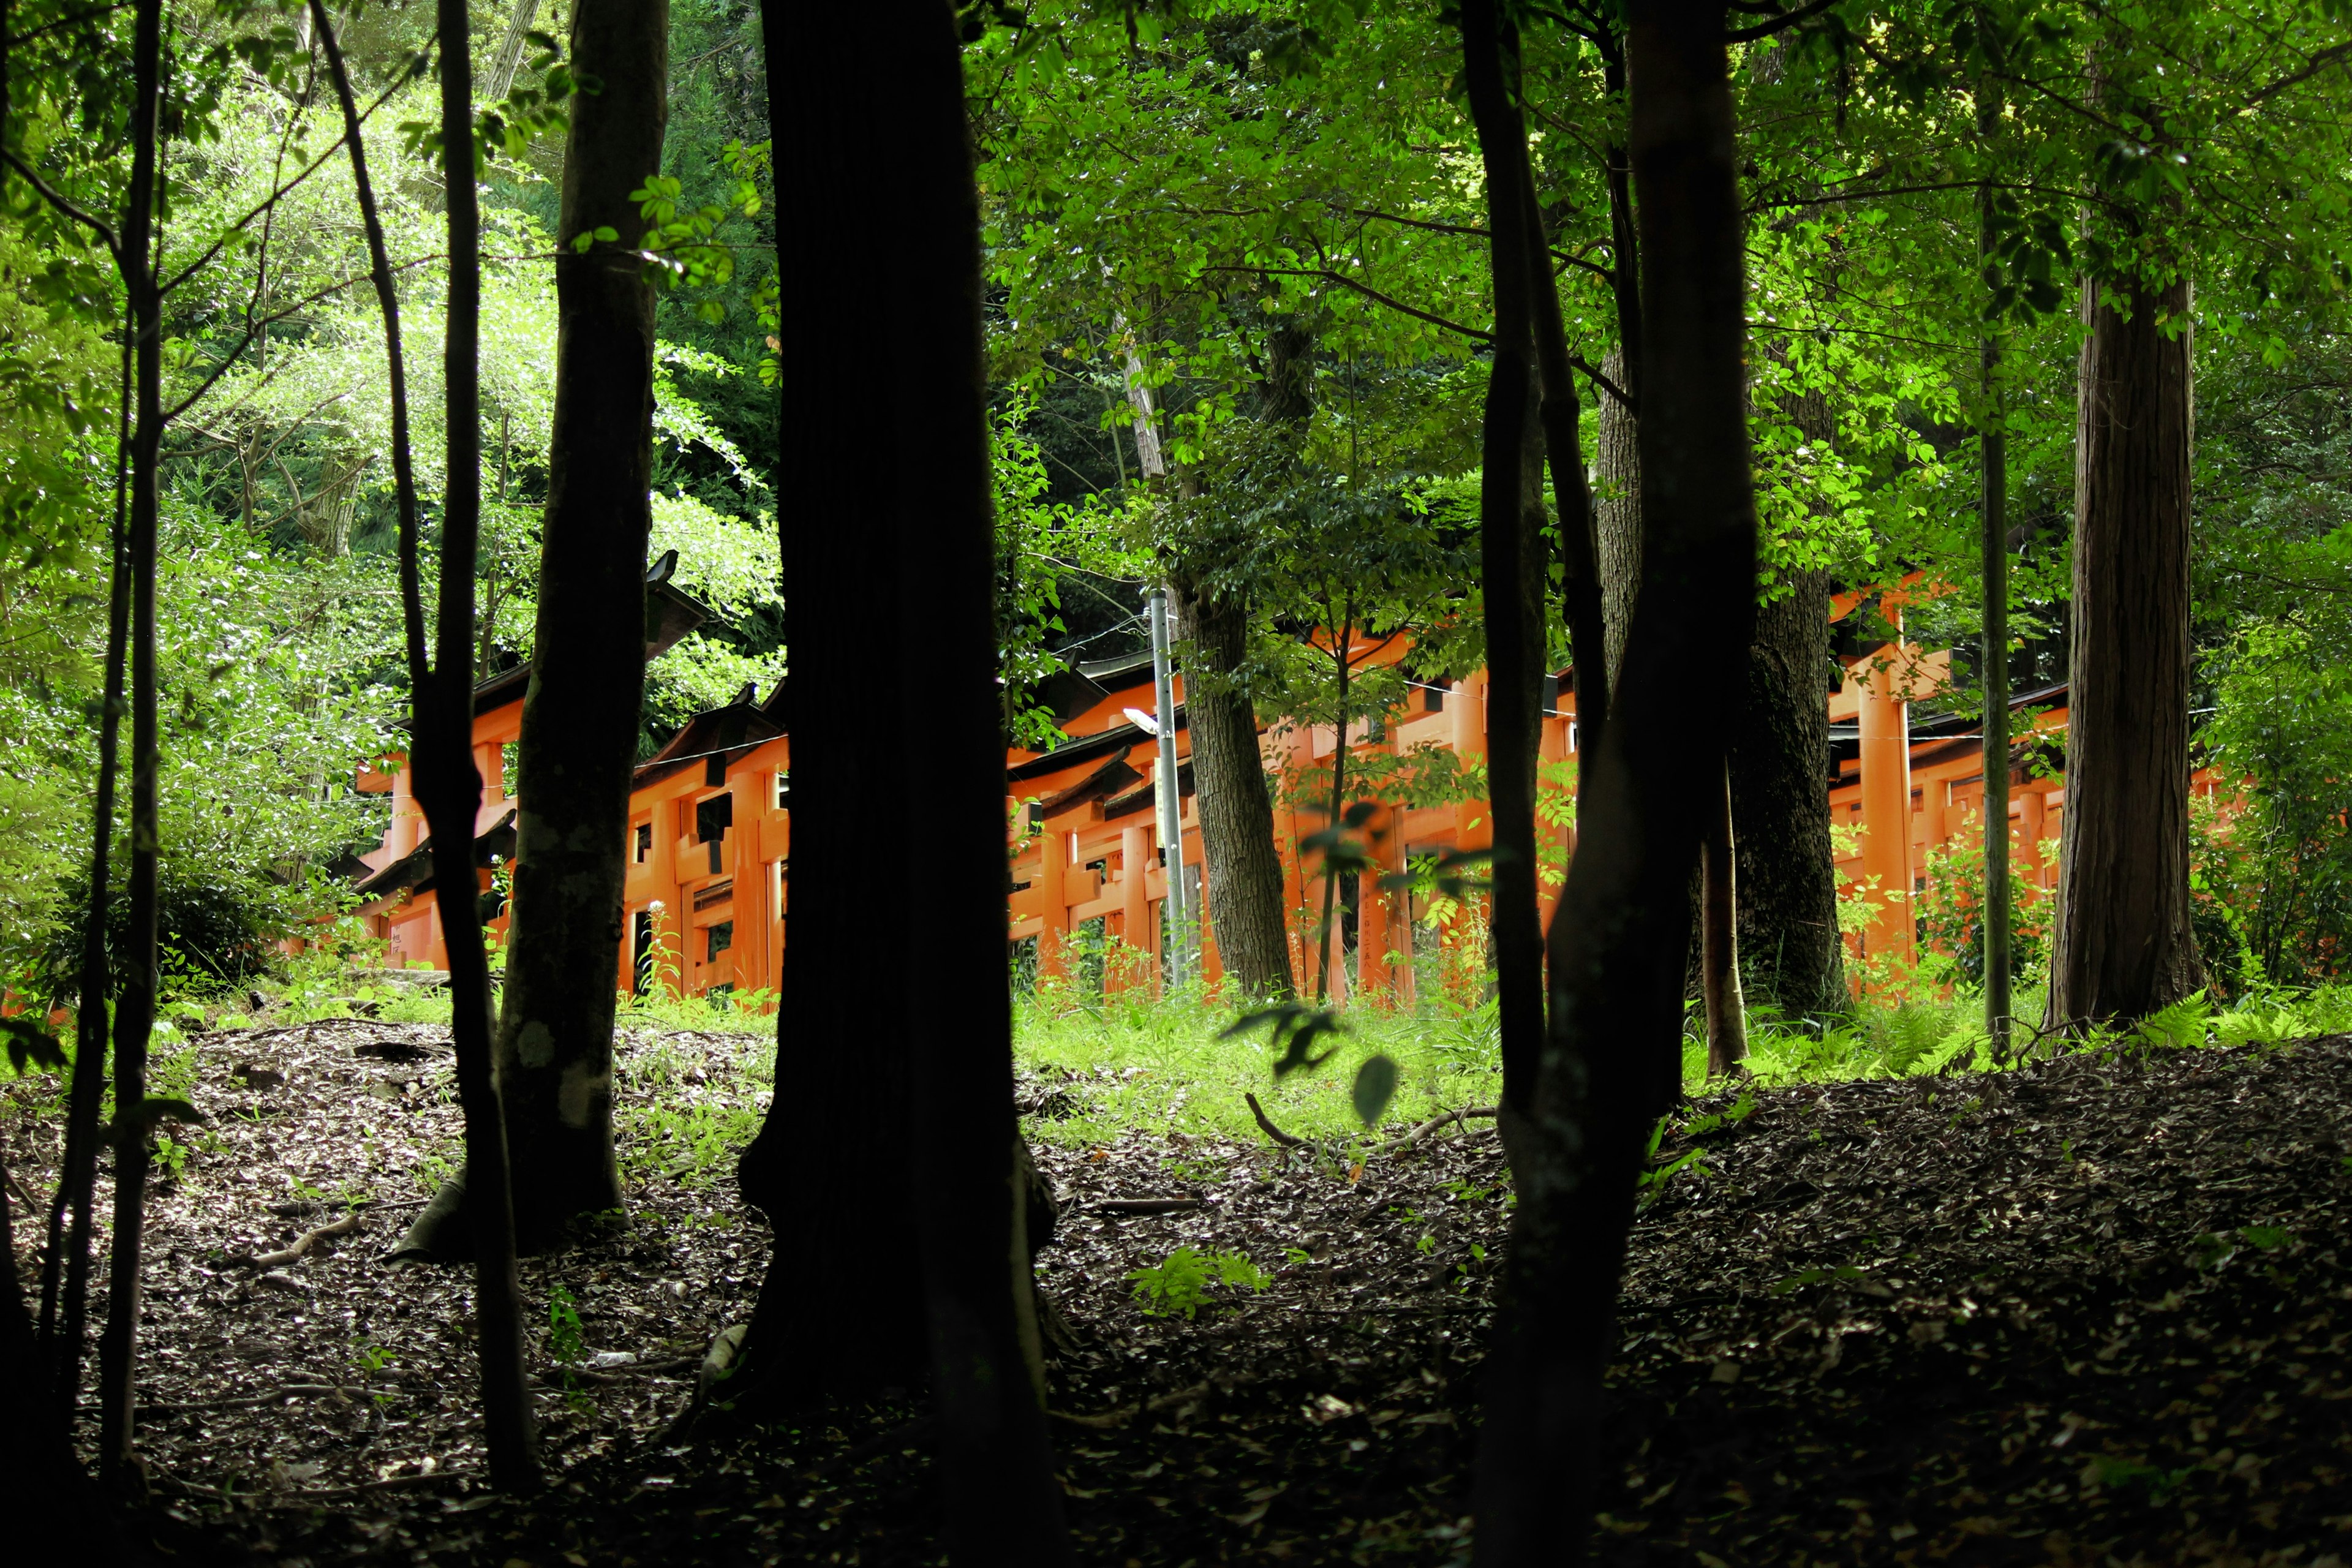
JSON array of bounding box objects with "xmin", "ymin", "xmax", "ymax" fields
[{"xmin": 0, "ymin": 0, "xmax": 2346, "ymax": 1010}]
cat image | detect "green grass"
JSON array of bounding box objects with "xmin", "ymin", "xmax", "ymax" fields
[
  {"xmin": 1009, "ymin": 971, "xmax": 2352, "ymax": 1148},
  {"xmin": 1011, "ymin": 982, "xmax": 1504, "ymax": 1148}
]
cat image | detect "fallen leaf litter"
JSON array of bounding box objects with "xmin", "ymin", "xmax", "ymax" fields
[{"xmin": 4, "ymin": 1018, "xmax": 2348, "ymax": 1564}]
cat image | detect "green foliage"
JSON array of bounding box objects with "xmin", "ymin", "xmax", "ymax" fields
[
  {"xmin": 24, "ymin": 856, "xmax": 293, "ymax": 1005},
  {"xmin": 2195, "ymin": 624, "xmax": 2352, "ymax": 991},
  {"xmin": 1127, "ymin": 1246, "xmax": 1270, "ymax": 1319},
  {"xmin": 1913, "ymin": 837, "xmax": 2051, "ymax": 989}
]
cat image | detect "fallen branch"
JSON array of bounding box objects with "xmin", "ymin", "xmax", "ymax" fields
[
  {"xmin": 226, "ymin": 1209, "xmax": 363, "ymax": 1268},
  {"xmin": 1050, "ymin": 1377, "xmax": 1241, "ymax": 1430},
  {"xmin": 1245, "ymin": 1091, "xmax": 1304, "ymax": 1148},
  {"xmin": 1088, "ymin": 1197, "xmax": 1202, "ymax": 1216},
  {"xmin": 1375, "ymin": 1104, "xmax": 1500, "ymax": 1157}
]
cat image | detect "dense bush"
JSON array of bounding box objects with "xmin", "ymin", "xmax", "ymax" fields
[
  {"xmin": 1913, "ymin": 837, "xmax": 2051, "ymax": 987},
  {"xmin": 2193, "ymin": 624, "xmax": 2352, "ymax": 993},
  {"xmin": 24, "ymin": 859, "xmax": 293, "ymax": 1005}
]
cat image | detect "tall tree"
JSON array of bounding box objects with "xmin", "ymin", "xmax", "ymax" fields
[
  {"xmin": 1974, "ymin": 64, "xmax": 2014, "ymax": 1054},
  {"xmin": 1457, "ymin": 0, "xmax": 1552, "ymax": 1150},
  {"xmin": 1169, "ymin": 321, "xmax": 1309, "ymax": 1003},
  {"xmin": 372, "ymin": 0, "xmax": 543, "ymax": 1490},
  {"xmin": 92, "ymin": 0, "xmax": 162, "ymax": 1487},
  {"xmin": 429, "ymin": 0, "xmax": 666, "ymax": 1258},
  {"xmin": 1475, "ymin": 1, "xmax": 1757, "ymax": 1557},
  {"xmin": 733, "ymin": 6, "xmax": 1073, "ymax": 1554},
  {"xmin": 1727, "ymin": 567, "xmax": 1842, "ymax": 1019},
  {"xmin": 2047, "ymin": 265, "xmax": 2203, "ymax": 1025}
]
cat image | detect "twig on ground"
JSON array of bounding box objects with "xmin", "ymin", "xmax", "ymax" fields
[
  {"xmin": 1245, "ymin": 1091, "xmax": 1304, "ymax": 1148},
  {"xmin": 1088, "ymin": 1197, "xmax": 1203, "ymax": 1216},
  {"xmin": 1051, "ymin": 1377, "xmax": 1243, "ymax": 1429},
  {"xmin": 1375, "ymin": 1104, "xmax": 1500, "ymax": 1157},
  {"xmin": 268, "ymin": 1468, "xmax": 481, "ymax": 1504},
  {"xmin": 88, "ymin": 1382, "xmax": 355, "ymax": 1414},
  {"xmin": 225, "ymin": 1209, "xmax": 363, "ymax": 1268}
]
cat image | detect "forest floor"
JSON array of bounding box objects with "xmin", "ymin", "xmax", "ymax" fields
[{"xmin": 5, "ymin": 1016, "xmax": 2350, "ymax": 1566}]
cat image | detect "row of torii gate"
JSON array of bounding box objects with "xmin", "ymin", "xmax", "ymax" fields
[{"xmin": 346, "ymin": 583, "xmax": 2143, "ymax": 1005}]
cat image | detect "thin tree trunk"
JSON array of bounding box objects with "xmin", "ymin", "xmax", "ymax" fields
[
  {"xmin": 404, "ymin": 0, "xmax": 540, "ymax": 1491},
  {"xmin": 1518, "ymin": 165, "xmax": 1605, "ymax": 763},
  {"xmin": 1977, "ymin": 97, "xmax": 2013, "ymax": 1054},
  {"xmin": 475, "ymin": 0, "xmax": 666, "ymax": 1255},
  {"xmin": 1702, "ymin": 762, "xmax": 1747, "ymax": 1074},
  {"xmin": 484, "ymin": 0, "xmax": 540, "ymax": 104},
  {"xmin": 734, "ymin": 5, "xmax": 1074, "ymax": 1555},
  {"xmin": 1730, "ymin": 565, "xmax": 1844, "ymax": 1017},
  {"xmin": 1172, "ymin": 575, "xmax": 1294, "ymax": 1000},
  {"xmin": 2047, "ymin": 270, "xmax": 2202, "ymax": 1028},
  {"xmin": 1476, "ymin": 6, "xmax": 1756, "ymax": 1559},
  {"xmin": 1314, "ymin": 609, "xmax": 1353, "ymax": 1003},
  {"xmin": 94, "ymin": 0, "xmax": 163, "ymax": 1488},
  {"xmin": 1458, "ymin": 0, "xmax": 1549, "ymax": 1145},
  {"xmin": 41, "ymin": 332, "xmax": 132, "ymax": 1434}
]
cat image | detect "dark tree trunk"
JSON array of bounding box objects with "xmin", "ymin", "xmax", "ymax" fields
[
  {"xmin": 486, "ymin": 0, "xmax": 666, "ymax": 1254},
  {"xmin": 1458, "ymin": 0, "xmax": 1550, "ymax": 1141},
  {"xmin": 734, "ymin": 5, "xmax": 1072, "ymax": 1555},
  {"xmin": 402, "ymin": 0, "xmax": 541, "ymax": 1491},
  {"xmin": 1474, "ymin": 4, "xmax": 1756, "ymax": 1559},
  {"xmin": 42, "ymin": 333, "xmax": 132, "ymax": 1434},
  {"xmin": 1172, "ymin": 575, "xmax": 1294, "ymax": 1000},
  {"xmin": 94, "ymin": 0, "xmax": 162, "ymax": 1486},
  {"xmin": 1515, "ymin": 145, "xmax": 1604, "ymax": 763},
  {"xmin": 1595, "ymin": 346, "xmax": 1640, "ymax": 692},
  {"xmin": 2048, "ymin": 275, "xmax": 2203, "ymax": 1027},
  {"xmin": 1730, "ymin": 565, "xmax": 1845, "ymax": 1017},
  {"xmin": 5, "ymin": 1147, "xmax": 152, "ymax": 1564}
]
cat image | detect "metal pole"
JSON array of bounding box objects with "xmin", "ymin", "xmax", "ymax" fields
[{"xmin": 1147, "ymin": 587, "xmax": 1190, "ymax": 987}]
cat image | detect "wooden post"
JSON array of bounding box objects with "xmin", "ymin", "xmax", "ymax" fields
[
  {"xmin": 1037, "ymin": 819, "xmax": 1068, "ymax": 984},
  {"xmin": 646, "ymin": 794, "xmax": 680, "ymax": 995},
  {"xmin": 1857, "ymin": 638, "xmax": 1915, "ymax": 972},
  {"xmin": 1120, "ymin": 823, "xmax": 1152, "ymax": 993},
  {"xmin": 1452, "ymin": 673, "xmax": 1490, "ymax": 853},
  {"xmin": 390, "ymin": 763, "xmax": 423, "ymax": 858},
  {"xmin": 2019, "ymin": 789, "xmax": 2047, "ymax": 889}
]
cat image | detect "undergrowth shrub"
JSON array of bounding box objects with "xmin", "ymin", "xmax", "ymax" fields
[{"xmin": 1128, "ymin": 1245, "xmax": 1269, "ymax": 1318}]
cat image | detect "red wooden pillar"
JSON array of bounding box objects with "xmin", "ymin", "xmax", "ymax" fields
[
  {"xmin": 1037, "ymin": 817, "xmax": 1069, "ymax": 984},
  {"xmin": 1118, "ymin": 822, "xmax": 1153, "ymax": 994},
  {"xmin": 1858, "ymin": 636, "xmax": 1915, "ymax": 973}
]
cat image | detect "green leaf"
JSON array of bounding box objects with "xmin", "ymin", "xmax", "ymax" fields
[
  {"xmin": 1351, "ymin": 1053, "xmax": 1397, "ymax": 1126},
  {"xmin": 594, "ymin": 225, "xmax": 619, "ymax": 243}
]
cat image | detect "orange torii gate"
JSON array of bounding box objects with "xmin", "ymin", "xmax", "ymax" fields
[{"xmin": 348, "ymin": 581, "xmax": 2231, "ymax": 1006}]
